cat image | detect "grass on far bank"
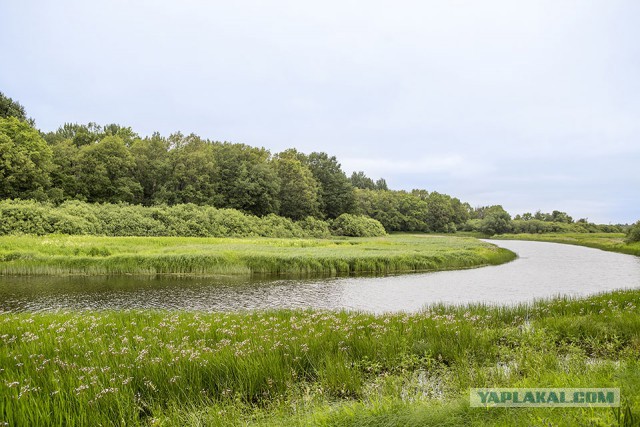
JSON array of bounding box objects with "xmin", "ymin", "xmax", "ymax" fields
[
  {"xmin": 494, "ymin": 232, "xmax": 640, "ymax": 257},
  {"xmin": 1, "ymin": 289, "xmax": 639, "ymax": 426},
  {"xmin": 0, "ymin": 234, "xmax": 515, "ymax": 277}
]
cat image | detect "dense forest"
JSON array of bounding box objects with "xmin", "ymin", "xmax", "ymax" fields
[{"xmin": 0, "ymin": 91, "xmax": 634, "ymax": 238}]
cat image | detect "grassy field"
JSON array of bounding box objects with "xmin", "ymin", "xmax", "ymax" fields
[
  {"xmin": 493, "ymin": 233, "xmax": 640, "ymax": 257},
  {"xmin": 0, "ymin": 234, "xmax": 515, "ymax": 276},
  {"xmin": 0, "ymin": 289, "xmax": 638, "ymax": 426}
]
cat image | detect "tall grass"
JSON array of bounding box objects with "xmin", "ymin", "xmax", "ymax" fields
[
  {"xmin": 0, "ymin": 235, "xmax": 516, "ymax": 276},
  {"xmin": 1, "ymin": 289, "xmax": 639, "ymax": 426}
]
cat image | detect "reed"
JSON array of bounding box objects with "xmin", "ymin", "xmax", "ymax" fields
[{"xmin": 0, "ymin": 234, "xmax": 516, "ymax": 277}]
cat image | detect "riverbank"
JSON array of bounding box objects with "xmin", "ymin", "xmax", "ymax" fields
[
  {"xmin": 0, "ymin": 235, "xmax": 515, "ymax": 276},
  {"xmin": 493, "ymin": 232, "xmax": 640, "ymax": 257},
  {"xmin": 1, "ymin": 289, "xmax": 638, "ymax": 426}
]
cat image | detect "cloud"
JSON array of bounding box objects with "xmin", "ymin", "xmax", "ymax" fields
[{"xmin": 1, "ymin": 0, "xmax": 639, "ymax": 222}]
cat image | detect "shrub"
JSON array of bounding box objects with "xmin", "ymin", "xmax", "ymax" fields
[
  {"xmin": 0, "ymin": 200, "xmax": 338, "ymax": 239},
  {"xmin": 626, "ymin": 221, "xmax": 640, "ymax": 243},
  {"xmin": 0, "ymin": 199, "xmax": 54, "ymax": 235},
  {"xmin": 297, "ymin": 216, "xmax": 332, "ymax": 238},
  {"xmin": 330, "ymin": 214, "xmax": 386, "ymax": 237},
  {"xmin": 258, "ymin": 214, "xmax": 306, "ymax": 238}
]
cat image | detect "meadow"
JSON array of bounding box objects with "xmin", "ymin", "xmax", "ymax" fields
[
  {"xmin": 0, "ymin": 234, "xmax": 515, "ymax": 277},
  {"xmin": 0, "ymin": 289, "xmax": 638, "ymax": 426},
  {"xmin": 494, "ymin": 233, "xmax": 640, "ymax": 257}
]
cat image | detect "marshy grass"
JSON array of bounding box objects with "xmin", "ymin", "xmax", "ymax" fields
[
  {"xmin": 1, "ymin": 289, "xmax": 639, "ymax": 426},
  {"xmin": 0, "ymin": 234, "xmax": 516, "ymax": 277},
  {"xmin": 495, "ymin": 232, "xmax": 640, "ymax": 257}
]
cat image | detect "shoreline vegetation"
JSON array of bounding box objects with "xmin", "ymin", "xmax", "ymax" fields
[
  {"xmin": 494, "ymin": 233, "xmax": 640, "ymax": 257},
  {"xmin": 1, "ymin": 289, "xmax": 638, "ymax": 426},
  {"xmin": 0, "ymin": 235, "xmax": 515, "ymax": 277}
]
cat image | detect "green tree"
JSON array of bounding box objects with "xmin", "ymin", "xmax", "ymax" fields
[
  {"xmin": 75, "ymin": 135, "xmax": 142, "ymax": 203},
  {"xmin": 350, "ymin": 171, "xmax": 376, "ymax": 190},
  {"xmin": 375, "ymin": 178, "xmax": 388, "ymax": 191},
  {"xmin": 425, "ymin": 191, "xmax": 455, "ymax": 232},
  {"xmin": 158, "ymin": 133, "xmax": 220, "ymax": 205},
  {"xmin": 43, "ymin": 123, "xmax": 103, "ymax": 147},
  {"xmin": 306, "ymin": 152, "xmax": 355, "ymax": 218},
  {"xmin": 130, "ymin": 133, "xmax": 171, "ymax": 205},
  {"xmin": 450, "ymin": 198, "xmax": 471, "ymax": 226},
  {"xmin": 479, "ymin": 205, "xmax": 512, "ymax": 235},
  {"xmin": 0, "ymin": 92, "xmax": 29, "ymax": 122},
  {"xmin": 213, "ymin": 143, "xmax": 280, "ymax": 216},
  {"xmin": 355, "ymin": 189, "xmax": 429, "ymax": 232},
  {"xmin": 48, "ymin": 138, "xmax": 82, "ymax": 200},
  {"xmin": 0, "ymin": 117, "xmax": 52, "ymax": 199},
  {"xmin": 274, "ymin": 149, "xmax": 321, "ymax": 220},
  {"xmin": 103, "ymin": 124, "xmax": 140, "ymax": 147},
  {"xmin": 551, "ymin": 210, "xmax": 573, "ymax": 223}
]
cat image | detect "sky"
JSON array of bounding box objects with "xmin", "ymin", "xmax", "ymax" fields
[{"xmin": 1, "ymin": 0, "xmax": 639, "ymax": 224}]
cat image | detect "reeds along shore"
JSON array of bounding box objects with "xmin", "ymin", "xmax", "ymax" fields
[
  {"xmin": 1, "ymin": 289, "xmax": 638, "ymax": 426},
  {"xmin": 0, "ymin": 235, "xmax": 516, "ymax": 276}
]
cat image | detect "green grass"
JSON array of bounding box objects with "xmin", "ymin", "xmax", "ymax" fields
[
  {"xmin": 0, "ymin": 234, "xmax": 516, "ymax": 276},
  {"xmin": 1, "ymin": 289, "xmax": 639, "ymax": 426},
  {"xmin": 494, "ymin": 232, "xmax": 640, "ymax": 257}
]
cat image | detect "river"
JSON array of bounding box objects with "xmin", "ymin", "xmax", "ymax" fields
[{"xmin": 1, "ymin": 240, "xmax": 638, "ymax": 313}]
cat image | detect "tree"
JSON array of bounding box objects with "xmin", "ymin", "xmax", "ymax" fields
[
  {"xmin": 450, "ymin": 198, "xmax": 471, "ymax": 226},
  {"xmin": 306, "ymin": 152, "xmax": 355, "ymax": 218},
  {"xmin": 75, "ymin": 135, "xmax": 142, "ymax": 203},
  {"xmin": 0, "ymin": 92, "xmax": 29, "ymax": 122},
  {"xmin": 350, "ymin": 171, "xmax": 376, "ymax": 190},
  {"xmin": 213, "ymin": 143, "xmax": 280, "ymax": 216},
  {"xmin": 273, "ymin": 149, "xmax": 321, "ymax": 220},
  {"xmin": 355, "ymin": 189, "xmax": 430, "ymax": 232},
  {"xmin": 158, "ymin": 133, "xmax": 220, "ymax": 205},
  {"xmin": 425, "ymin": 192, "xmax": 455, "ymax": 232},
  {"xmin": 43, "ymin": 123, "xmax": 103, "ymax": 147},
  {"xmin": 551, "ymin": 210, "xmax": 573, "ymax": 224},
  {"xmin": 0, "ymin": 117, "xmax": 52, "ymax": 199},
  {"xmin": 48, "ymin": 138, "xmax": 82, "ymax": 200},
  {"xmin": 130, "ymin": 133, "xmax": 171, "ymax": 205},
  {"xmin": 103, "ymin": 124, "xmax": 140, "ymax": 147},
  {"xmin": 375, "ymin": 178, "xmax": 388, "ymax": 191},
  {"xmin": 479, "ymin": 205, "xmax": 512, "ymax": 235}
]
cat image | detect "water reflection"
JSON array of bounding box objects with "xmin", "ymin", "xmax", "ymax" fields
[{"xmin": 0, "ymin": 240, "xmax": 638, "ymax": 313}]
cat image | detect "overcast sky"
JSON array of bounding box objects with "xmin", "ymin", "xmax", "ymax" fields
[{"xmin": 1, "ymin": 0, "xmax": 639, "ymax": 223}]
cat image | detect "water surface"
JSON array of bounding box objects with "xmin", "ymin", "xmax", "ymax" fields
[{"xmin": 0, "ymin": 240, "xmax": 638, "ymax": 313}]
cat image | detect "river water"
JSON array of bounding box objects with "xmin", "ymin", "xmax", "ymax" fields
[{"xmin": 1, "ymin": 240, "xmax": 639, "ymax": 313}]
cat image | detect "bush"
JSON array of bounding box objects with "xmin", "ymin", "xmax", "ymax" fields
[
  {"xmin": 257, "ymin": 214, "xmax": 306, "ymax": 238},
  {"xmin": 0, "ymin": 200, "xmax": 338, "ymax": 239},
  {"xmin": 297, "ymin": 216, "xmax": 331, "ymax": 238},
  {"xmin": 93, "ymin": 203, "xmax": 166, "ymax": 236},
  {"xmin": 626, "ymin": 221, "xmax": 640, "ymax": 243},
  {"xmin": 330, "ymin": 214, "xmax": 387, "ymax": 237},
  {"xmin": 0, "ymin": 199, "xmax": 54, "ymax": 235}
]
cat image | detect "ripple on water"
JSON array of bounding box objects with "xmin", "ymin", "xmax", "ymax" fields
[{"xmin": 1, "ymin": 240, "xmax": 639, "ymax": 313}]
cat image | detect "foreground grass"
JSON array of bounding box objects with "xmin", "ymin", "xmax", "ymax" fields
[
  {"xmin": 1, "ymin": 290, "xmax": 639, "ymax": 426},
  {"xmin": 0, "ymin": 235, "xmax": 515, "ymax": 276},
  {"xmin": 494, "ymin": 232, "xmax": 640, "ymax": 257}
]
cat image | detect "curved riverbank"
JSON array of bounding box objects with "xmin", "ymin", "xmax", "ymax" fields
[
  {"xmin": 0, "ymin": 235, "xmax": 516, "ymax": 277},
  {"xmin": 494, "ymin": 232, "xmax": 640, "ymax": 256}
]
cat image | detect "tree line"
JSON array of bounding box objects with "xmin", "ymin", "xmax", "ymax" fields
[{"xmin": 0, "ymin": 91, "xmax": 630, "ymax": 236}]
